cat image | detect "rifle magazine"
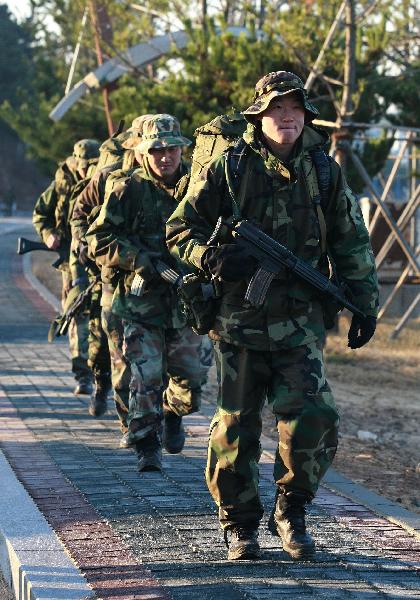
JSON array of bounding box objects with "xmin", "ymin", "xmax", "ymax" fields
[{"xmin": 245, "ymin": 268, "xmax": 276, "ymax": 307}]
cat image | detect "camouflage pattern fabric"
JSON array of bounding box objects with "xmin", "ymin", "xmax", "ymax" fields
[
  {"xmin": 123, "ymin": 322, "xmax": 211, "ymax": 440},
  {"xmin": 88, "ymin": 284, "xmax": 111, "ymax": 376},
  {"xmin": 33, "ymin": 159, "xmax": 81, "ymax": 270},
  {"xmin": 85, "ymin": 159, "xmax": 190, "ymax": 328},
  {"xmin": 167, "ymin": 116, "xmax": 378, "ymax": 529},
  {"xmin": 61, "ymin": 271, "xmax": 91, "ymax": 382},
  {"xmin": 101, "ymin": 289, "xmax": 131, "ymax": 431},
  {"xmin": 206, "ymin": 339, "xmax": 339, "ymax": 529},
  {"xmin": 243, "ymin": 70, "xmax": 319, "ymax": 123},
  {"xmin": 134, "ymin": 114, "xmax": 191, "ymax": 154},
  {"xmin": 167, "ymin": 123, "xmax": 379, "ymax": 351}
]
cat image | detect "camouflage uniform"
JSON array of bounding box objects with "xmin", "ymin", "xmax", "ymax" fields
[
  {"xmin": 72, "ymin": 131, "xmax": 133, "ymax": 427},
  {"xmin": 166, "ymin": 76, "xmax": 379, "ymax": 529},
  {"xmin": 33, "ymin": 141, "xmax": 99, "ymax": 386},
  {"xmin": 86, "ymin": 115, "xmax": 211, "ymax": 448}
]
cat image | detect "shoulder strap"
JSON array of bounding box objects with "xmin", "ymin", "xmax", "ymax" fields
[
  {"xmin": 303, "ymin": 148, "xmax": 332, "ymax": 254},
  {"xmin": 225, "ymin": 138, "xmax": 250, "ymax": 219}
]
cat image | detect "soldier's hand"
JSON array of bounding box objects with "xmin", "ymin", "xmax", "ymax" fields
[
  {"xmin": 347, "ymin": 315, "xmax": 377, "ymax": 349},
  {"xmin": 134, "ymin": 250, "xmax": 159, "ymax": 281},
  {"xmin": 46, "ymin": 232, "xmax": 61, "ymax": 250},
  {"xmin": 202, "ymin": 244, "xmax": 257, "ymax": 282}
]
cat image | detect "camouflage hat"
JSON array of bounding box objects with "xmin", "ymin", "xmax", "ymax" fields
[
  {"xmin": 121, "ymin": 114, "xmax": 155, "ymax": 149},
  {"xmin": 73, "ymin": 138, "xmax": 100, "ymax": 168},
  {"xmin": 135, "ymin": 114, "xmax": 192, "ymax": 154},
  {"xmin": 243, "ymin": 71, "xmax": 319, "ymax": 123}
]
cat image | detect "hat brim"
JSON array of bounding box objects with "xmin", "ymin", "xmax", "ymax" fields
[
  {"xmin": 135, "ymin": 136, "xmax": 192, "ymax": 153},
  {"xmin": 243, "ymin": 88, "xmax": 319, "ymax": 123}
]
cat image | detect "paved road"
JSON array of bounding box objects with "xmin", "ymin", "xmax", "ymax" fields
[{"xmin": 0, "ymin": 218, "xmax": 419, "ymax": 599}]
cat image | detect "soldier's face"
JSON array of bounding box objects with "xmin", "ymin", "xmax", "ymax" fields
[
  {"xmin": 258, "ymin": 93, "xmax": 305, "ymax": 147},
  {"xmin": 147, "ymin": 146, "xmax": 182, "ymax": 180}
]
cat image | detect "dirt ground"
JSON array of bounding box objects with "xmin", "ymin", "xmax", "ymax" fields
[{"xmin": 32, "ymin": 251, "xmax": 420, "ymax": 514}]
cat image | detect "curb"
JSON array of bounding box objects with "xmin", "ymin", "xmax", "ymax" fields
[
  {"xmin": 22, "ymin": 253, "xmax": 61, "ymax": 313},
  {"xmin": 0, "ymin": 450, "xmax": 93, "ymax": 600},
  {"xmin": 323, "ymin": 468, "xmax": 420, "ymax": 538}
]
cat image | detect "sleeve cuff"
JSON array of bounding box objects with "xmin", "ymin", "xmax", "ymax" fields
[{"xmin": 188, "ymin": 244, "xmax": 209, "ymax": 271}]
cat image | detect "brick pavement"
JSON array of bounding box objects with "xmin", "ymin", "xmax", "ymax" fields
[{"xmin": 0, "ymin": 219, "xmax": 419, "ymax": 599}]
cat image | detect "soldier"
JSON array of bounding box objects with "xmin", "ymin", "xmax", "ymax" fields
[
  {"xmin": 71, "ymin": 117, "xmax": 150, "ymax": 441},
  {"xmin": 166, "ymin": 71, "xmax": 379, "ymax": 560},
  {"xmin": 33, "ymin": 139, "xmax": 100, "ymax": 394},
  {"xmin": 86, "ymin": 114, "xmax": 212, "ymax": 470}
]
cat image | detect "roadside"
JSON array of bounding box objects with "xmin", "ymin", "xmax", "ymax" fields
[{"xmin": 31, "ymin": 250, "xmax": 420, "ymax": 515}]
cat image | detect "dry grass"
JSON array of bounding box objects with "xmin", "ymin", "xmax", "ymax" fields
[{"xmin": 325, "ymin": 314, "xmax": 420, "ymax": 389}]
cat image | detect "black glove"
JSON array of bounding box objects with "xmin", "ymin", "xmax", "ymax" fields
[
  {"xmin": 202, "ymin": 244, "xmax": 257, "ymax": 282},
  {"xmin": 347, "ymin": 315, "xmax": 377, "ymax": 349}
]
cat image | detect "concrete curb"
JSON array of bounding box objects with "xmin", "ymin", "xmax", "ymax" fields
[
  {"xmin": 22, "ymin": 253, "xmax": 61, "ymax": 313},
  {"xmin": 0, "ymin": 450, "xmax": 93, "ymax": 600},
  {"xmin": 323, "ymin": 468, "xmax": 420, "ymax": 538}
]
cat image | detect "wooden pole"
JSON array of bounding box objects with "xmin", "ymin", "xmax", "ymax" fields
[
  {"xmin": 333, "ymin": 0, "xmax": 356, "ymax": 174},
  {"xmin": 89, "ymin": 0, "xmax": 114, "ymax": 136}
]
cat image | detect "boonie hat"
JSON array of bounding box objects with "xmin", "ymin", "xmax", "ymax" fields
[
  {"xmin": 243, "ymin": 71, "xmax": 319, "ymax": 123},
  {"xmin": 121, "ymin": 114, "xmax": 155, "ymax": 149},
  {"xmin": 135, "ymin": 114, "xmax": 191, "ymax": 154},
  {"xmin": 73, "ymin": 138, "xmax": 100, "ymax": 168}
]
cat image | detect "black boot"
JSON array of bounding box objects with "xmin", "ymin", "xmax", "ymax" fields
[
  {"xmin": 268, "ymin": 489, "xmax": 315, "ymax": 560},
  {"xmin": 88, "ymin": 372, "xmax": 111, "ymax": 417},
  {"xmin": 224, "ymin": 526, "xmax": 261, "ymax": 561},
  {"xmin": 136, "ymin": 431, "xmax": 162, "ymax": 472},
  {"xmin": 163, "ymin": 409, "xmax": 185, "ymax": 454},
  {"xmin": 74, "ymin": 377, "xmax": 93, "ymax": 396}
]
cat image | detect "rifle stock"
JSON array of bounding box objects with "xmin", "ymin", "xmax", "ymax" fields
[{"xmin": 17, "ymin": 237, "xmax": 67, "ymax": 269}]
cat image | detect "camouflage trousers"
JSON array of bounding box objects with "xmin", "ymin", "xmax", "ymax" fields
[
  {"xmin": 123, "ymin": 321, "xmax": 213, "ymax": 440},
  {"xmin": 206, "ymin": 339, "xmax": 339, "ymax": 529},
  {"xmin": 87, "ymin": 285, "xmax": 111, "ymax": 377},
  {"xmin": 101, "ymin": 287, "xmax": 131, "ymax": 431},
  {"xmin": 62, "ymin": 271, "xmax": 90, "ymax": 382}
]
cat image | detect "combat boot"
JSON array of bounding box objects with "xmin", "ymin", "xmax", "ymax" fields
[
  {"xmin": 268, "ymin": 489, "xmax": 315, "ymax": 560},
  {"xmin": 163, "ymin": 409, "xmax": 185, "ymax": 454},
  {"xmin": 119, "ymin": 431, "xmax": 134, "ymax": 449},
  {"xmin": 74, "ymin": 377, "xmax": 93, "ymax": 396},
  {"xmin": 88, "ymin": 372, "xmax": 111, "ymax": 417},
  {"xmin": 224, "ymin": 526, "xmax": 261, "ymax": 561},
  {"xmin": 136, "ymin": 432, "xmax": 162, "ymax": 472}
]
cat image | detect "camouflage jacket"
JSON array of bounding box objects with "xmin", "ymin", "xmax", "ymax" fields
[
  {"xmin": 71, "ymin": 161, "xmax": 123, "ymax": 244},
  {"xmin": 166, "ymin": 124, "xmax": 379, "ymax": 351},
  {"xmin": 86, "ymin": 160, "xmax": 189, "ymax": 327},
  {"xmin": 33, "ymin": 159, "xmax": 82, "ymax": 270}
]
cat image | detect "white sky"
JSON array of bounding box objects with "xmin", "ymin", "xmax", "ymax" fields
[{"xmin": 3, "ymin": 0, "xmax": 31, "ymax": 20}]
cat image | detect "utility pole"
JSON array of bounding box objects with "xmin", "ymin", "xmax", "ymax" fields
[
  {"xmin": 88, "ymin": 0, "xmax": 114, "ymax": 135},
  {"xmin": 333, "ymin": 0, "xmax": 356, "ymax": 173}
]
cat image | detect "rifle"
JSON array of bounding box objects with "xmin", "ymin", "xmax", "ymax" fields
[
  {"xmin": 214, "ymin": 218, "xmax": 365, "ymax": 319},
  {"xmin": 48, "ymin": 277, "xmax": 99, "ymax": 341},
  {"xmin": 17, "ymin": 237, "xmax": 67, "ymax": 269}
]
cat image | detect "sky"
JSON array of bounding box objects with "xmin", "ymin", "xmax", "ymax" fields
[{"xmin": 4, "ymin": 0, "xmax": 31, "ymax": 20}]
